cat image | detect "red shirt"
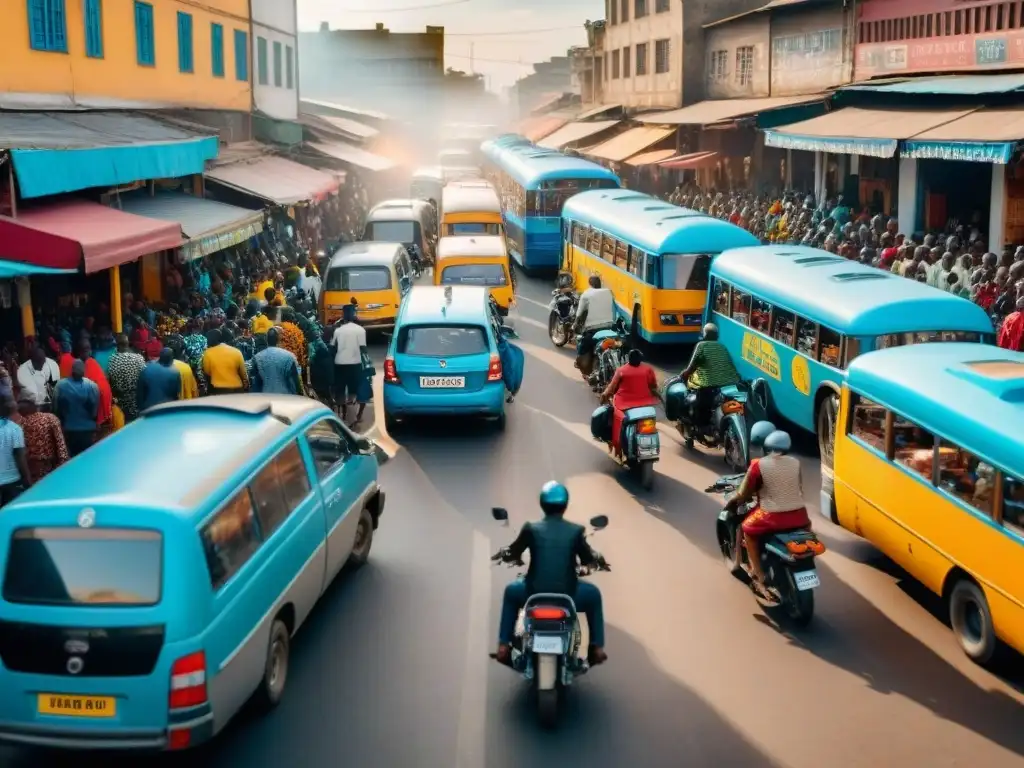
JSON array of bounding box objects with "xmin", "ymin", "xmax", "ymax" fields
[
  {"xmin": 975, "ymin": 283, "xmax": 999, "ymax": 310},
  {"xmin": 998, "ymin": 311, "xmax": 1024, "ymax": 351},
  {"xmin": 613, "ymin": 364, "xmax": 658, "ymax": 412}
]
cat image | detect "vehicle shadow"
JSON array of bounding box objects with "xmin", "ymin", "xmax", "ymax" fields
[{"xmin": 482, "ymin": 624, "xmax": 782, "ymax": 768}]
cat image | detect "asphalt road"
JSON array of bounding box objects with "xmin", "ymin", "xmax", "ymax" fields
[{"xmin": 3, "ymin": 274, "xmax": 1023, "ymax": 767}]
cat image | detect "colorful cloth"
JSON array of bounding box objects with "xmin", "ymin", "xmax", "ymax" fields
[
  {"xmin": 21, "ymin": 411, "xmax": 67, "ymax": 480},
  {"xmin": 279, "ymin": 322, "xmax": 308, "ymax": 372},
  {"xmin": 107, "ymin": 351, "xmax": 147, "ymax": 421}
]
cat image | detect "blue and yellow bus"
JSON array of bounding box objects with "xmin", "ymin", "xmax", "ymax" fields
[
  {"xmin": 707, "ymin": 245, "xmax": 995, "ymax": 467},
  {"xmin": 831, "ymin": 343, "xmax": 1024, "ymax": 663},
  {"xmin": 481, "ymin": 140, "xmax": 620, "ymax": 273},
  {"xmin": 561, "ymin": 189, "xmax": 759, "ymax": 345}
]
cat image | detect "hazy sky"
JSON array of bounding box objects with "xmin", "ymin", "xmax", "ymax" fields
[{"xmin": 297, "ymin": 0, "xmax": 604, "ymax": 90}]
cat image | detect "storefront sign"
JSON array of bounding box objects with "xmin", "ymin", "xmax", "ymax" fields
[
  {"xmin": 771, "ymin": 28, "xmax": 845, "ymax": 93},
  {"xmin": 901, "ymin": 140, "xmax": 1015, "ymax": 164},
  {"xmin": 180, "ymin": 220, "xmax": 263, "ymax": 261},
  {"xmin": 855, "ymin": 30, "xmax": 1024, "ymax": 78}
]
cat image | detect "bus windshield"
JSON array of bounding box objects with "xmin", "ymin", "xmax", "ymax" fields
[
  {"xmin": 876, "ymin": 331, "xmax": 983, "ymax": 348},
  {"xmin": 528, "ymin": 179, "xmax": 618, "ymax": 217},
  {"xmin": 662, "ymin": 254, "xmax": 713, "ymax": 291}
]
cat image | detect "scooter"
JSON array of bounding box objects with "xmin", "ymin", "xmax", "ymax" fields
[
  {"xmin": 548, "ymin": 288, "xmax": 578, "ymax": 348},
  {"xmin": 590, "ymin": 402, "xmax": 660, "ymax": 490},
  {"xmin": 706, "ymin": 474, "xmax": 826, "ymax": 627},
  {"xmin": 490, "ymin": 507, "xmax": 611, "ymax": 728}
]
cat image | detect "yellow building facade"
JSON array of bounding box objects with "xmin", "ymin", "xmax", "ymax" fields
[{"xmin": 1, "ymin": 0, "xmax": 252, "ymax": 111}]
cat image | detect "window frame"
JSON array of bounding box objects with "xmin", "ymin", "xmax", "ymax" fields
[
  {"xmin": 636, "ymin": 42, "xmax": 648, "ymax": 76},
  {"xmin": 234, "ymin": 28, "xmax": 249, "ymax": 81},
  {"xmin": 84, "ymin": 0, "xmax": 103, "ymax": 58},
  {"xmin": 285, "ymin": 44, "xmax": 294, "ymax": 88},
  {"xmin": 305, "ymin": 417, "xmax": 358, "ymax": 480},
  {"xmin": 273, "ymin": 39, "xmax": 283, "ymax": 87},
  {"xmin": 655, "ymin": 38, "xmax": 670, "ymax": 73},
  {"xmin": 28, "ymin": 0, "xmax": 68, "ymax": 53},
  {"xmin": 211, "ymin": 22, "xmax": 225, "ymax": 77},
  {"xmin": 735, "ymin": 45, "xmax": 754, "ymax": 86},
  {"xmin": 201, "ymin": 487, "xmax": 263, "ymax": 592},
  {"xmin": 177, "ymin": 11, "xmax": 194, "ymax": 74},
  {"xmin": 257, "ymin": 36, "xmax": 269, "ymax": 85},
  {"xmin": 134, "ymin": 1, "xmax": 155, "ymax": 67}
]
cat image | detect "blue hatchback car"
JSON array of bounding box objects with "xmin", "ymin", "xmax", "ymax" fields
[{"xmin": 382, "ymin": 285, "xmax": 524, "ymax": 430}]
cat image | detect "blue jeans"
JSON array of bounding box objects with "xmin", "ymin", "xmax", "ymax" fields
[{"xmin": 498, "ymin": 580, "xmax": 605, "ymax": 647}]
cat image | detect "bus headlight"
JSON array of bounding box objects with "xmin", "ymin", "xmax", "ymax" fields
[
  {"xmin": 683, "ymin": 314, "xmax": 703, "ymax": 326},
  {"xmin": 659, "ymin": 314, "xmax": 679, "ymax": 325}
]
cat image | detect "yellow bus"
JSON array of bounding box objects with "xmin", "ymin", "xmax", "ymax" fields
[
  {"xmin": 830, "ymin": 342, "xmax": 1024, "ymax": 664},
  {"xmin": 440, "ymin": 182, "xmax": 504, "ymax": 238},
  {"xmin": 561, "ymin": 188, "xmax": 758, "ymax": 344},
  {"xmin": 434, "ymin": 235, "xmax": 514, "ymax": 313}
]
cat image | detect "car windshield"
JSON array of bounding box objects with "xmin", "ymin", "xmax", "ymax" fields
[
  {"xmin": 398, "ymin": 326, "xmax": 488, "ymax": 356},
  {"xmin": 448, "ymin": 222, "xmax": 501, "ymax": 236},
  {"xmin": 441, "ymin": 264, "xmax": 507, "ymax": 286},
  {"xmin": 3, "ymin": 527, "xmax": 163, "ymax": 607},
  {"xmin": 367, "ymin": 221, "xmax": 417, "ymax": 243},
  {"xmin": 325, "ymin": 266, "xmax": 392, "ymax": 291}
]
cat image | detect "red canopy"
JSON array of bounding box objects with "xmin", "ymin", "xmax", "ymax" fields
[
  {"xmin": 659, "ymin": 150, "xmax": 720, "ymax": 170},
  {"xmin": 0, "ymin": 200, "xmax": 183, "ymax": 274}
]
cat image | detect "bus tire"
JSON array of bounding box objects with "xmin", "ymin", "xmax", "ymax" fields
[
  {"xmin": 815, "ymin": 391, "xmax": 840, "ymax": 470},
  {"xmin": 949, "ymin": 578, "xmax": 997, "ymax": 665}
]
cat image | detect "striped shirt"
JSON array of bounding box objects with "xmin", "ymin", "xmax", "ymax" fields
[{"xmin": 686, "ymin": 341, "xmax": 741, "ymax": 389}]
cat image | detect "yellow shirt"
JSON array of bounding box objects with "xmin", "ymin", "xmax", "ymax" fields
[
  {"xmin": 202, "ymin": 344, "xmax": 249, "ymax": 391},
  {"xmin": 251, "ymin": 314, "xmax": 274, "ymax": 334},
  {"xmin": 172, "ymin": 359, "xmax": 198, "ymax": 400}
]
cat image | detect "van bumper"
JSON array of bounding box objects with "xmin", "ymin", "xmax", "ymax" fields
[
  {"xmin": 0, "ymin": 715, "xmax": 213, "ymax": 751},
  {"xmin": 383, "ymin": 382, "xmax": 505, "ymax": 417}
]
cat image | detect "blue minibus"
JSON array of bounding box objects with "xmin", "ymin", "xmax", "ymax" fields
[
  {"xmin": 706, "ymin": 245, "xmax": 995, "ymax": 468},
  {"xmin": 0, "ymin": 395, "xmax": 383, "ymax": 751}
]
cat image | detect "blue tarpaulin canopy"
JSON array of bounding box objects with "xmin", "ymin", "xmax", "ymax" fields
[
  {"xmin": 1, "ymin": 112, "xmax": 218, "ymax": 199},
  {"xmin": 841, "ymin": 73, "xmax": 1024, "ymax": 96},
  {"xmin": 0, "ymin": 260, "xmax": 76, "ymax": 279},
  {"xmin": 898, "ymin": 107, "xmax": 1024, "ymax": 164}
]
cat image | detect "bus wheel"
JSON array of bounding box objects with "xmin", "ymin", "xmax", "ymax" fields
[
  {"xmin": 816, "ymin": 393, "xmax": 839, "ymax": 469},
  {"xmin": 949, "ymin": 579, "xmax": 997, "ymax": 665}
]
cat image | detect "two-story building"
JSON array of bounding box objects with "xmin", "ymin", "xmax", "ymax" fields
[{"xmin": 251, "ymin": 0, "xmax": 299, "ymax": 121}]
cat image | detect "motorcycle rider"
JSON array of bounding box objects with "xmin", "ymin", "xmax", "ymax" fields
[
  {"xmin": 600, "ymin": 348, "xmax": 660, "ymax": 461},
  {"xmin": 492, "ymin": 482, "xmax": 608, "ymax": 667},
  {"xmin": 725, "ymin": 429, "xmax": 812, "ymax": 595},
  {"xmin": 573, "ymin": 275, "xmax": 615, "ymax": 378},
  {"xmin": 678, "ymin": 323, "xmax": 741, "ymax": 428}
]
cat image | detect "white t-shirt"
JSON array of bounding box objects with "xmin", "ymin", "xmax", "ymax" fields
[
  {"xmin": 0, "ymin": 419, "xmax": 25, "ymax": 485},
  {"xmin": 299, "ymin": 272, "xmax": 322, "ymax": 302},
  {"xmin": 17, "ymin": 358, "xmax": 60, "ymax": 405},
  {"xmin": 332, "ymin": 323, "xmax": 367, "ymax": 365},
  {"xmin": 578, "ymin": 287, "xmax": 615, "ymax": 331}
]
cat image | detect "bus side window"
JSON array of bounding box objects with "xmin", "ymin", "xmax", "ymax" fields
[
  {"xmin": 795, "ymin": 316, "xmax": 818, "ymax": 357},
  {"xmin": 849, "ymin": 394, "xmax": 887, "ymax": 453},
  {"xmin": 818, "ymin": 326, "xmax": 841, "ymax": 367},
  {"xmin": 843, "ymin": 337, "xmax": 862, "ymax": 367},
  {"xmin": 685, "ymin": 255, "xmax": 712, "ymax": 291},
  {"xmin": 713, "ymin": 279, "xmax": 731, "ymax": 316},
  {"xmin": 586, "ymin": 227, "xmax": 601, "ymax": 254},
  {"xmin": 614, "ymin": 240, "xmax": 629, "ymax": 270},
  {"xmin": 601, "ymin": 234, "xmax": 616, "ymax": 263},
  {"xmin": 627, "ymin": 246, "xmax": 644, "ymax": 280},
  {"xmin": 750, "ymin": 298, "xmax": 771, "ymax": 333},
  {"xmin": 731, "ymin": 291, "xmax": 751, "ymax": 326},
  {"xmin": 645, "ymin": 253, "xmax": 659, "ymax": 287},
  {"xmin": 936, "ymin": 439, "xmax": 995, "ymax": 517},
  {"xmin": 891, "ymin": 413, "xmax": 936, "ymax": 483},
  {"xmin": 1001, "ymin": 473, "xmax": 1024, "ymax": 535}
]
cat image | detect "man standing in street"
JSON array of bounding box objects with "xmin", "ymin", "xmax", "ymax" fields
[
  {"xmin": 138, "ymin": 349, "xmax": 182, "ymax": 413},
  {"xmin": 16, "ymin": 346, "xmax": 60, "ymax": 410},
  {"xmin": 107, "ymin": 334, "xmax": 147, "ymax": 424},
  {"xmin": 331, "ymin": 303, "xmax": 367, "ymax": 423},
  {"xmin": 54, "ymin": 359, "xmax": 99, "ymax": 457},
  {"xmin": 252, "ymin": 327, "xmax": 302, "ymax": 395},
  {"xmin": 0, "ymin": 399, "xmax": 31, "ymax": 505},
  {"xmin": 202, "ymin": 329, "xmax": 249, "ymax": 395},
  {"xmin": 168, "ymin": 339, "xmax": 199, "ymax": 400}
]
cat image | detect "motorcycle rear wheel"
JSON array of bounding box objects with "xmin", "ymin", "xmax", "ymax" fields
[
  {"xmin": 637, "ymin": 461, "xmax": 655, "ymax": 491},
  {"xmin": 537, "ymin": 688, "xmax": 559, "ymax": 728},
  {"xmin": 549, "ymin": 311, "xmax": 568, "ymax": 347},
  {"xmin": 783, "ymin": 570, "xmax": 815, "ymax": 627}
]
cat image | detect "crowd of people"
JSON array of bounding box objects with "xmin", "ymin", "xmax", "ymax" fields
[
  {"xmin": 664, "ymin": 185, "xmax": 1024, "ymax": 349},
  {"xmin": 0, "ymin": 200, "xmax": 377, "ymax": 506}
]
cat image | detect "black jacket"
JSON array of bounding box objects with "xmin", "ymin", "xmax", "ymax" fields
[{"xmin": 507, "ymin": 515, "xmax": 597, "ymax": 595}]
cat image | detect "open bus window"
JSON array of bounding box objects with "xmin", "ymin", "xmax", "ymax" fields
[
  {"xmin": 850, "ymin": 395, "xmax": 886, "ymax": 453},
  {"xmin": 819, "ymin": 326, "xmax": 841, "ymax": 367},
  {"xmin": 614, "ymin": 240, "xmax": 629, "ymax": 270},
  {"xmin": 731, "ymin": 291, "xmax": 751, "ymax": 326},
  {"xmin": 795, "ymin": 317, "xmax": 817, "ymax": 357},
  {"xmin": 844, "ymin": 337, "xmax": 862, "ymax": 366},
  {"xmin": 1002, "ymin": 474, "xmax": 1024, "ymax": 535},
  {"xmin": 750, "ymin": 298, "xmax": 771, "ymax": 333},
  {"xmin": 713, "ymin": 280, "xmax": 731, "ymax": 316},
  {"xmin": 936, "ymin": 440, "xmax": 994, "ymax": 517},
  {"xmin": 627, "ymin": 246, "xmax": 645, "ymax": 279},
  {"xmin": 586, "ymin": 228, "xmax": 602, "ymax": 254},
  {"xmin": 771, "ymin": 308, "xmax": 795, "ymax": 345},
  {"xmin": 892, "ymin": 415, "xmax": 935, "ymax": 482}
]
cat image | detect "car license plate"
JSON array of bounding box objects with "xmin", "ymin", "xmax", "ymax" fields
[
  {"xmin": 793, "ymin": 569, "xmax": 820, "ymax": 591},
  {"xmin": 38, "ymin": 694, "xmax": 116, "ymax": 718},
  {"xmin": 532, "ymin": 635, "xmax": 564, "ymax": 654},
  {"xmin": 419, "ymin": 376, "xmax": 465, "ymax": 388}
]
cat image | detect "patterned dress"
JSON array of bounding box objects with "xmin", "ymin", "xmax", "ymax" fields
[{"xmin": 21, "ymin": 411, "xmax": 68, "ymax": 480}]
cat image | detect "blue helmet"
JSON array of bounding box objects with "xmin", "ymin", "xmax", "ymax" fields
[
  {"xmin": 764, "ymin": 430, "xmax": 792, "ymax": 455},
  {"xmin": 539, "ymin": 481, "xmax": 569, "ymax": 515},
  {"xmin": 750, "ymin": 421, "xmax": 776, "ymax": 449}
]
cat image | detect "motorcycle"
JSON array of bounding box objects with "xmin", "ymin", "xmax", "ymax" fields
[
  {"xmin": 490, "ymin": 507, "xmax": 611, "ymax": 728},
  {"xmin": 590, "ymin": 402, "xmax": 660, "ymax": 490},
  {"xmin": 706, "ymin": 474, "xmax": 825, "ymax": 626},
  {"xmin": 663, "ymin": 378, "xmax": 769, "ymax": 472},
  {"xmin": 588, "ymin": 318, "xmax": 629, "ymax": 392},
  {"xmin": 406, "ymin": 243, "xmax": 424, "ymax": 279},
  {"xmin": 547, "ymin": 288, "xmax": 578, "ymax": 348}
]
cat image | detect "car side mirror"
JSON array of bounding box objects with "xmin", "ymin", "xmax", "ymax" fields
[
  {"xmin": 355, "ymin": 437, "xmax": 374, "ymax": 454},
  {"xmin": 491, "ymin": 507, "xmax": 509, "ymax": 523},
  {"xmin": 499, "ymin": 325, "xmax": 518, "ymax": 339},
  {"xmin": 589, "ymin": 515, "xmax": 609, "ymax": 530}
]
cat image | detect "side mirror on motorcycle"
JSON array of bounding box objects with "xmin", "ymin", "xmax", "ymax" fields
[
  {"xmin": 491, "ymin": 507, "xmax": 509, "ymax": 523},
  {"xmin": 589, "ymin": 515, "xmax": 609, "ymax": 530},
  {"xmin": 499, "ymin": 324, "xmax": 518, "ymax": 339}
]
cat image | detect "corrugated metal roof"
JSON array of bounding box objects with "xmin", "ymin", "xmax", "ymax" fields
[
  {"xmin": 575, "ymin": 103, "xmax": 622, "ymax": 120},
  {"xmin": 908, "ymin": 107, "xmax": 1024, "ymax": 142},
  {"xmin": 116, "ymin": 192, "xmax": 262, "ymax": 241},
  {"xmin": 205, "ymin": 155, "xmax": 339, "ymax": 204},
  {"xmin": 309, "ymin": 141, "xmax": 398, "ymax": 172},
  {"xmin": 842, "ymin": 73, "xmax": 1024, "ymax": 95},
  {"xmin": 0, "ymin": 111, "xmax": 211, "ymax": 149},
  {"xmin": 771, "ymin": 106, "xmax": 978, "ymax": 141},
  {"xmin": 636, "ymin": 95, "xmax": 825, "ymax": 125},
  {"xmin": 537, "ymin": 120, "xmax": 620, "ymax": 149},
  {"xmin": 583, "ymin": 126, "xmax": 675, "ymax": 162}
]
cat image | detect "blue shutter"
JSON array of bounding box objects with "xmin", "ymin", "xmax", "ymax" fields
[
  {"xmin": 177, "ymin": 12, "xmax": 193, "ymax": 73},
  {"xmin": 234, "ymin": 29, "xmax": 248, "ymax": 81},
  {"xmin": 285, "ymin": 45, "xmax": 293, "ymax": 89},
  {"xmin": 27, "ymin": 0, "xmax": 68, "ymax": 52},
  {"xmin": 211, "ymin": 23, "xmax": 224, "ymax": 77},
  {"xmin": 135, "ymin": 2, "xmax": 154, "ymax": 66},
  {"xmin": 273, "ymin": 41, "xmax": 282, "ymax": 86},
  {"xmin": 84, "ymin": 0, "xmax": 103, "ymax": 58},
  {"xmin": 257, "ymin": 37, "xmax": 268, "ymax": 85}
]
